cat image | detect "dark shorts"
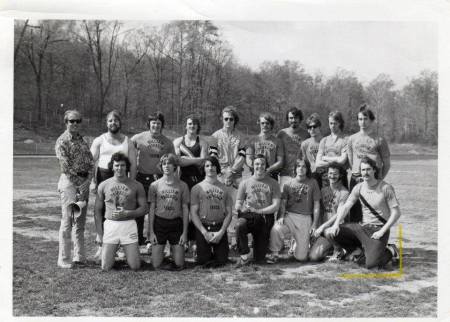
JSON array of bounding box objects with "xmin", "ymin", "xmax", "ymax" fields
[
  {"xmin": 154, "ymin": 216, "xmax": 183, "ymax": 245},
  {"xmin": 97, "ymin": 167, "xmax": 114, "ymax": 185}
]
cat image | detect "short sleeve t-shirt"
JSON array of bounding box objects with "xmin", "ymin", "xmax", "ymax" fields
[
  {"xmin": 277, "ymin": 128, "xmax": 309, "ymax": 176},
  {"xmin": 347, "ymin": 132, "xmax": 390, "ymax": 175},
  {"xmin": 131, "ymin": 132, "xmax": 175, "ymax": 175},
  {"xmin": 347, "ymin": 181, "xmax": 399, "ymax": 226},
  {"xmin": 282, "ymin": 177, "xmax": 321, "ymax": 215},
  {"xmin": 236, "ymin": 176, "xmax": 281, "ymax": 210},
  {"xmin": 99, "ymin": 178, "xmax": 145, "ymax": 220},
  {"xmin": 321, "ymin": 184, "xmax": 349, "ymax": 221},
  {"xmin": 247, "ymin": 134, "xmax": 284, "ymax": 168},
  {"xmin": 211, "ymin": 128, "xmax": 244, "ymax": 174},
  {"xmin": 301, "ymin": 138, "xmax": 321, "ymax": 173},
  {"xmin": 190, "ymin": 180, "xmax": 232, "ymax": 223},
  {"xmin": 148, "ymin": 178, "xmax": 189, "ymax": 219}
]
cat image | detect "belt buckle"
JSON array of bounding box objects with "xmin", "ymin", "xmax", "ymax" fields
[{"xmin": 146, "ymin": 176, "xmax": 150, "ymax": 180}]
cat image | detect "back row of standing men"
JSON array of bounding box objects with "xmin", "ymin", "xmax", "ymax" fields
[{"xmin": 54, "ymin": 104, "xmax": 399, "ymax": 271}]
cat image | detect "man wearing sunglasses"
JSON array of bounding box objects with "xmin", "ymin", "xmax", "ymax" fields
[
  {"xmin": 301, "ymin": 113, "xmax": 325, "ymax": 188},
  {"xmin": 211, "ymin": 106, "xmax": 246, "ymax": 188},
  {"xmin": 55, "ymin": 110, "xmax": 94, "ymax": 268}
]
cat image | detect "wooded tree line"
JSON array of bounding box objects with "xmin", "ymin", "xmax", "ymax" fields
[{"xmin": 14, "ymin": 20, "xmax": 438, "ymax": 144}]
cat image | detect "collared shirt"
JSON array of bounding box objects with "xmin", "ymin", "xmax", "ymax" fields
[{"xmin": 55, "ymin": 130, "xmax": 94, "ymax": 185}]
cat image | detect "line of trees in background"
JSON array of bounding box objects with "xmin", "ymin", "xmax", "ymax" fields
[{"xmin": 14, "ymin": 20, "xmax": 438, "ymax": 144}]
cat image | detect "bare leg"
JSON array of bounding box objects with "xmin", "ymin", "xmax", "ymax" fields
[
  {"xmin": 102, "ymin": 243, "xmax": 118, "ymax": 271},
  {"xmin": 172, "ymin": 244, "xmax": 185, "ymax": 268},
  {"xmin": 151, "ymin": 244, "xmax": 165, "ymax": 268},
  {"xmin": 122, "ymin": 242, "xmax": 141, "ymax": 271}
]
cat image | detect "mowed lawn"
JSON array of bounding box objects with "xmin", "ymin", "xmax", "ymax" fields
[{"xmin": 12, "ymin": 156, "xmax": 437, "ymax": 317}]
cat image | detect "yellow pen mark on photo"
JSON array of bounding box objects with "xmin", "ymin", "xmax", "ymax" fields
[{"xmin": 340, "ymin": 225, "xmax": 403, "ymax": 279}]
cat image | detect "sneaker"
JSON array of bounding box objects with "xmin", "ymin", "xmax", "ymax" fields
[
  {"xmin": 57, "ymin": 261, "xmax": 73, "ymax": 269},
  {"xmin": 140, "ymin": 244, "xmax": 151, "ymax": 255},
  {"xmin": 72, "ymin": 261, "xmax": 87, "ymax": 268},
  {"xmin": 387, "ymin": 244, "xmax": 400, "ymax": 266},
  {"xmin": 327, "ymin": 248, "xmax": 347, "ymax": 262},
  {"xmin": 347, "ymin": 247, "xmax": 363, "ymax": 262},
  {"xmin": 235, "ymin": 256, "xmax": 251, "ymax": 268},
  {"xmin": 288, "ymin": 240, "xmax": 296, "ymax": 256},
  {"xmin": 266, "ymin": 253, "xmax": 279, "ymax": 264},
  {"xmin": 116, "ymin": 247, "xmax": 126, "ymax": 260}
]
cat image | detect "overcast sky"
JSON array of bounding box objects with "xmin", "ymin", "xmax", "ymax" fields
[{"xmin": 214, "ymin": 21, "xmax": 438, "ymax": 88}]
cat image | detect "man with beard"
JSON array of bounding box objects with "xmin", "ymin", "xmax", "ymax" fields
[
  {"xmin": 309, "ymin": 163, "xmax": 349, "ymax": 262},
  {"xmin": 55, "ymin": 110, "xmax": 94, "ymax": 268},
  {"xmin": 131, "ymin": 112, "xmax": 175, "ymax": 247},
  {"xmin": 326, "ymin": 157, "xmax": 400, "ymax": 269},
  {"xmin": 277, "ymin": 107, "xmax": 309, "ymax": 188},
  {"xmin": 90, "ymin": 110, "xmax": 137, "ymax": 260},
  {"xmin": 246, "ymin": 112, "xmax": 284, "ymax": 181},
  {"xmin": 95, "ymin": 153, "xmax": 147, "ymax": 271}
]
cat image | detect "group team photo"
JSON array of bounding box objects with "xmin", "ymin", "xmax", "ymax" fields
[{"xmin": 11, "ymin": 18, "xmax": 438, "ymax": 317}]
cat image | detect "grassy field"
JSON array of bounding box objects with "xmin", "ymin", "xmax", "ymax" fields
[{"xmin": 12, "ymin": 156, "xmax": 437, "ymax": 317}]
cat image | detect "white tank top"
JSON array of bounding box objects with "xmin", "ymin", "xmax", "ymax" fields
[{"xmin": 98, "ymin": 134, "xmax": 129, "ymax": 169}]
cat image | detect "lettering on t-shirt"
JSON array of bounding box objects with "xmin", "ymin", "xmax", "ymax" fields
[
  {"xmin": 250, "ymin": 183, "xmax": 272, "ymax": 207},
  {"xmin": 206, "ymin": 187, "xmax": 224, "ymax": 201},
  {"xmin": 287, "ymin": 183, "xmax": 309, "ymax": 203},
  {"xmin": 108, "ymin": 184, "xmax": 131, "ymax": 209},
  {"xmin": 255, "ymin": 141, "xmax": 276, "ymax": 154},
  {"xmin": 159, "ymin": 188, "xmax": 179, "ymax": 211}
]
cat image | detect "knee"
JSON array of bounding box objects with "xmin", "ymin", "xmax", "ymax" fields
[
  {"xmin": 101, "ymin": 262, "xmax": 113, "ymax": 271},
  {"xmin": 129, "ymin": 261, "xmax": 141, "ymax": 271}
]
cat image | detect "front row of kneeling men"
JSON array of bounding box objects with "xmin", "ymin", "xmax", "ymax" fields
[{"xmin": 95, "ymin": 151, "xmax": 400, "ymax": 271}]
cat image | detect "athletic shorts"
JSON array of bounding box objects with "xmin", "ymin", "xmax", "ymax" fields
[
  {"xmin": 154, "ymin": 216, "xmax": 183, "ymax": 245},
  {"xmin": 103, "ymin": 219, "xmax": 138, "ymax": 245}
]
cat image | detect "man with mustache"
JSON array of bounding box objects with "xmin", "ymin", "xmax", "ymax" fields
[{"xmin": 326, "ymin": 157, "xmax": 400, "ymax": 269}]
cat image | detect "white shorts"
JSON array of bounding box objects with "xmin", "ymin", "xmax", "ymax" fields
[{"xmin": 103, "ymin": 219, "xmax": 138, "ymax": 245}]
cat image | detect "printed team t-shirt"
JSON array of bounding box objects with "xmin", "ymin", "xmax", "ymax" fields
[
  {"xmin": 246, "ymin": 134, "xmax": 284, "ymax": 168},
  {"xmin": 301, "ymin": 138, "xmax": 322, "ymax": 173},
  {"xmin": 190, "ymin": 180, "xmax": 232, "ymax": 223},
  {"xmin": 282, "ymin": 177, "xmax": 321, "ymax": 215},
  {"xmin": 148, "ymin": 178, "xmax": 189, "ymax": 219},
  {"xmin": 347, "ymin": 181, "xmax": 399, "ymax": 226},
  {"xmin": 99, "ymin": 178, "xmax": 145, "ymax": 220},
  {"xmin": 277, "ymin": 128, "xmax": 309, "ymax": 176},
  {"xmin": 321, "ymin": 184, "xmax": 349, "ymax": 221},
  {"xmin": 131, "ymin": 132, "xmax": 175, "ymax": 175},
  {"xmin": 347, "ymin": 132, "xmax": 390, "ymax": 175},
  {"xmin": 236, "ymin": 176, "xmax": 281, "ymax": 210},
  {"xmin": 316, "ymin": 134, "xmax": 348, "ymax": 169},
  {"xmin": 211, "ymin": 128, "xmax": 244, "ymax": 175}
]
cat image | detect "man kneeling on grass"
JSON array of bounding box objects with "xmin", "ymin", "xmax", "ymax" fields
[
  {"xmin": 190, "ymin": 156, "xmax": 233, "ymax": 267},
  {"xmin": 147, "ymin": 154, "xmax": 189, "ymax": 270},
  {"xmin": 266, "ymin": 158, "xmax": 321, "ymax": 263},
  {"xmin": 325, "ymin": 156, "xmax": 400, "ymax": 269},
  {"xmin": 95, "ymin": 152, "xmax": 147, "ymax": 271},
  {"xmin": 234, "ymin": 154, "xmax": 281, "ymax": 266}
]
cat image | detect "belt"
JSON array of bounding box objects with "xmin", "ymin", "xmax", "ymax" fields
[
  {"xmin": 137, "ymin": 172, "xmax": 161, "ymax": 181},
  {"xmin": 201, "ymin": 221, "xmax": 223, "ymax": 230}
]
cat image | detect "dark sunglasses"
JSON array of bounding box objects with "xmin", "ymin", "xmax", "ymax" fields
[
  {"xmin": 307, "ymin": 124, "xmax": 319, "ymax": 129},
  {"xmin": 68, "ymin": 119, "xmax": 82, "ymax": 124},
  {"xmin": 224, "ymin": 117, "xmax": 234, "ymax": 121}
]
